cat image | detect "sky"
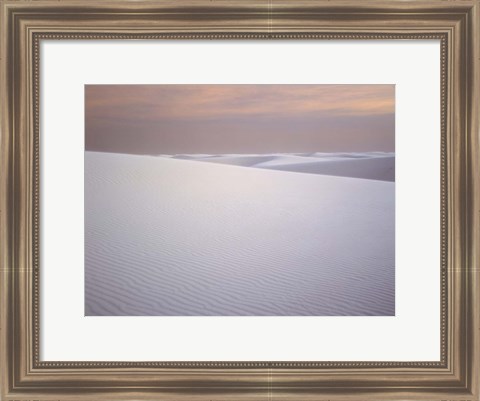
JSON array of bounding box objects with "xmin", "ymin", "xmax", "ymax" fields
[{"xmin": 85, "ymin": 84, "xmax": 395, "ymax": 155}]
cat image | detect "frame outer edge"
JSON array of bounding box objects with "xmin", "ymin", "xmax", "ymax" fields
[
  {"xmin": 0, "ymin": 1, "xmax": 479, "ymax": 400},
  {"xmin": 0, "ymin": 2, "xmax": 13, "ymax": 400}
]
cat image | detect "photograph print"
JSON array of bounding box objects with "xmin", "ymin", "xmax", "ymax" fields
[{"xmin": 84, "ymin": 84, "xmax": 395, "ymax": 316}]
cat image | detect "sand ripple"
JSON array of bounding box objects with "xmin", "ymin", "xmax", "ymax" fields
[{"xmin": 85, "ymin": 152, "xmax": 395, "ymax": 316}]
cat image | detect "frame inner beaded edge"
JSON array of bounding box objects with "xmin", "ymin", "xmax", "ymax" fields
[{"xmin": 31, "ymin": 32, "xmax": 448, "ymax": 370}]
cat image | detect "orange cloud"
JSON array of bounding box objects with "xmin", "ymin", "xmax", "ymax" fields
[{"xmin": 86, "ymin": 84, "xmax": 394, "ymax": 122}]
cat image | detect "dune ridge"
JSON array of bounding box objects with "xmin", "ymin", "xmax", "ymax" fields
[
  {"xmin": 85, "ymin": 151, "xmax": 395, "ymax": 316},
  {"xmin": 163, "ymin": 152, "xmax": 395, "ymax": 181}
]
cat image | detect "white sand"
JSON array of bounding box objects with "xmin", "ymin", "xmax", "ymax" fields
[
  {"xmin": 85, "ymin": 151, "xmax": 395, "ymax": 316},
  {"xmin": 167, "ymin": 152, "xmax": 395, "ymax": 181}
]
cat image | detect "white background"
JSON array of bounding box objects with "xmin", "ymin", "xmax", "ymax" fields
[{"xmin": 41, "ymin": 41, "xmax": 440, "ymax": 361}]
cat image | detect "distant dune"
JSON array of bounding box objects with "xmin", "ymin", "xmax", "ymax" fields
[
  {"xmin": 167, "ymin": 152, "xmax": 395, "ymax": 181},
  {"xmin": 85, "ymin": 151, "xmax": 395, "ymax": 316}
]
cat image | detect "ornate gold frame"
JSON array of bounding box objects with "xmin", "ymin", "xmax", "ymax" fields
[{"xmin": 1, "ymin": 1, "xmax": 479, "ymax": 400}]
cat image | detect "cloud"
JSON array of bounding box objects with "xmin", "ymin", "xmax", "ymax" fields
[
  {"xmin": 85, "ymin": 84, "xmax": 395, "ymax": 123},
  {"xmin": 85, "ymin": 84, "xmax": 395, "ymax": 154}
]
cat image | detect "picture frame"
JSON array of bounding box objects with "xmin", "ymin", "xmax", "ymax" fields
[{"xmin": 0, "ymin": 0, "xmax": 479, "ymax": 400}]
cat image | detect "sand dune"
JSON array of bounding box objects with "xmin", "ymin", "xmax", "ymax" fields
[
  {"xmin": 85, "ymin": 151, "xmax": 395, "ymax": 316},
  {"xmin": 164, "ymin": 152, "xmax": 394, "ymax": 181},
  {"xmin": 178, "ymin": 155, "xmax": 279, "ymax": 167},
  {"xmin": 260, "ymin": 156, "xmax": 395, "ymax": 181}
]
